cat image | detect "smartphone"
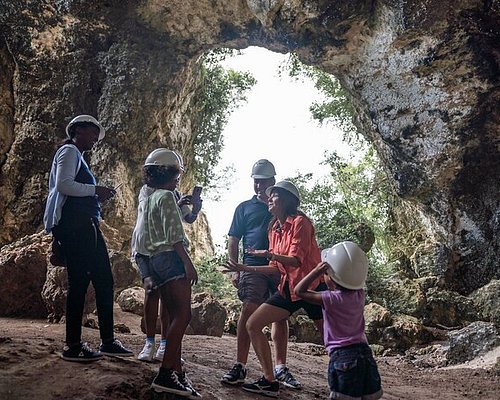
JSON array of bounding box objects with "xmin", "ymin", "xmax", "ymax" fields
[{"xmin": 191, "ymin": 186, "xmax": 203, "ymax": 202}]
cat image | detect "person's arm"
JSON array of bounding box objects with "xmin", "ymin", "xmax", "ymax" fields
[
  {"xmin": 294, "ymin": 262, "xmax": 330, "ymax": 305},
  {"xmin": 222, "ymin": 259, "xmax": 279, "ymax": 275},
  {"xmin": 55, "ymin": 147, "xmax": 95, "ymax": 196},
  {"xmin": 173, "ymin": 241, "xmax": 198, "ymax": 286},
  {"xmin": 247, "ymin": 248, "xmax": 300, "ymax": 267},
  {"xmin": 55, "ymin": 146, "xmax": 115, "ymax": 201},
  {"xmin": 227, "ymin": 236, "xmax": 240, "ymax": 287}
]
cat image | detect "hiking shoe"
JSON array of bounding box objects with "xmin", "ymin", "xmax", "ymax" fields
[
  {"xmin": 60, "ymin": 342, "xmax": 102, "ymax": 362},
  {"xmin": 275, "ymin": 367, "xmax": 302, "ymax": 389},
  {"xmin": 221, "ymin": 363, "xmax": 247, "ymax": 385},
  {"xmin": 154, "ymin": 342, "xmax": 166, "ymax": 361},
  {"xmin": 177, "ymin": 371, "xmax": 202, "ymax": 399},
  {"xmin": 242, "ymin": 376, "xmax": 279, "ymax": 398},
  {"xmin": 151, "ymin": 367, "xmax": 191, "ymax": 397},
  {"xmin": 99, "ymin": 339, "xmax": 134, "ymax": 357},
  {"xmin": 137, "ymin": 340, "xmax": 156, "ymax": 362}
]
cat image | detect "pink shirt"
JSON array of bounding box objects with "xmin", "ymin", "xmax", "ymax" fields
[{"xmin": 321, "ymin": 289, "xmax": 368, "ymax": 354}]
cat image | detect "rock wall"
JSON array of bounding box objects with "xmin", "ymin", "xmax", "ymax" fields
[{"xmin": 0, "ymin": 1, "xmax": 498, "ymax": 295}]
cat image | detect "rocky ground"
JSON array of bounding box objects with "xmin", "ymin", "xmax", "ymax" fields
[{"xmin": 0, "ymin": 307, "xmax": 498, "ymax": 400}]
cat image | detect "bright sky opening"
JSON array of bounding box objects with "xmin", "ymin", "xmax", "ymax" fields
[{"xmin": 203, "ymin": 46, "xmax": 349, "ymax": 249}]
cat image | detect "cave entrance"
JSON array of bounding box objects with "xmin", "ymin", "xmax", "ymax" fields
[{"xmin": 203, "ymin": 46, "xmax": 356, "ymax": 248}]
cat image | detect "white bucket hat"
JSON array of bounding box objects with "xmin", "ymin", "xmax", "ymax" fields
[{"xmin": 265, "ymin": 180, "xmax": 300, "ymax": 203}]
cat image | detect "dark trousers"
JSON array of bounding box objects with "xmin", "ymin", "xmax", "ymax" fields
[{"xmin": 53, "ymin": 212, "xmax": 114, "ymax": 346}]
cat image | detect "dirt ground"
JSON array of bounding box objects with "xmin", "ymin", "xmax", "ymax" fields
[{"xmin": 1, "ymin": 307, "xmax": 498, "ymax": 400}]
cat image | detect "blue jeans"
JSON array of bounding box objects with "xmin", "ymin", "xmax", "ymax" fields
[
  {"xmin": 149, "ymin": 251, "xmax": 186, "ymax": 288},
  {"xmin": 328, "ymin": 343, "xmax": 383, "ymax": 399}
]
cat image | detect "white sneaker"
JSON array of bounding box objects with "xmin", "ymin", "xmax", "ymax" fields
[
  {"xmin": 137, "ymin": 340, "xmax": 156, "ymax": 362},
  {"xmin": 155, "ymin": 342, "xmax": 166, "ymax": 361}
]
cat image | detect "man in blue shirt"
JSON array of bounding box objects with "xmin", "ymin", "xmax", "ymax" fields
[{"xmin": 221, "ymin": 159, "xmax": 301, "ymax": 390}]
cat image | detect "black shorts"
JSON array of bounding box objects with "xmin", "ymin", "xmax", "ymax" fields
[{"xmin": 265, "ymin": 282, "xmax": 326, "ymax": 321}]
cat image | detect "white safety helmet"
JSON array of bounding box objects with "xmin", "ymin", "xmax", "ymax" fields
[
  {"xmin": 66, "ymin": 115, "xmax": 105, "ymax": 141},
  {"xmin": 265, "ymin": 180, "xmax": 301, "ymax": 203},
  {"xmin": 144, "ymin": 148, "xmax": 185, "ymax": 170},
  {"xmin": 321, "ymin": 241, "xmax": 368, "ymax": 290},
  {"xmin": 251, "ymin": 159, "xmax": 276, "ymax": 179}
]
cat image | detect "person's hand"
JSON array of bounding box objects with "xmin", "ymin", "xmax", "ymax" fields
[
  {"xmin": 245, "ymin": 247, "xmax": 269, "ymax": 258},
  {"xmin": 143, "ymin": 277, "xmax": 156, "ymax": 295},
  {"xmin": 95, "ymin": 185, "xmax": 116, "ymax": 202},
  {"xmin": 222, "ymin": 260, "xmax": 246, "ymax": 273},
  {"xmin": 184, "ymin": 262, "xmax": 198, "ymax": 286},
  {"xmin": 177, "ymin": 194, "xmax": 192, "ymax": 207},
  {"xmin": 314, "ymin": 261, "xmax": 331, "ymax": 275},
  {"xmin": 230, "ymin": 272, "xmax": 240, "ymax": 289},
  {"xmin": 191, "ymin": 198, "xmax": 202, "ymax": 215}
]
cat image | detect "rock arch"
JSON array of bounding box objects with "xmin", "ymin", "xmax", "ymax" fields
[{"xmin": 0, "ymin": 1, "xmax": 498, "ymax": 294}]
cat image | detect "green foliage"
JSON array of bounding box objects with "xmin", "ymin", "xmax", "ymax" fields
[
  {"xmin": 193, "ymin": 253, "xmax": 237, "ymax": 300},
  {"xmin": 281, "ymin": 52, "xmax": 398, "ymax": 283},
  {"xmin": 279, "ymin": 53, "xmax": 359, "ymax": 144},
  {"xmin": 192, "ymin": 50, "xmax": 256, "ymax": 195},
  {"xmin": 291, "ymin": 145, "xmax": 396, "ymax": 284}
]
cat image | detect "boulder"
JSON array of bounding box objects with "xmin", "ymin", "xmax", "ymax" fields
[
  {"xmin": 0, "ymin": 232, "xmax": 50, "ymax": 318},
  {"xmin": 379, "ymin": 314, "xmax": 435, "ymax": 352},
  {"xmin": 364, "ymin": 302, "xmax": 393, "ymax": 344},
  {"xmin": 288, "ymin": 312, "xmax": 322, "ymax": 345},
  {"xmin": 222, "ymin": 299, "xmax": 241, "ymax": 335},
  {"xmin": 470, "ymin": 280, "xmax": 500, "ymax": 329},
  {"xmin": 109, "ymin": 251, "xmax": 141, "ymax": 299},
  {"xmin": 447, "ymin": 321, "xmax": 500, "ymax": 365},
  {"xmin": 424, "ymin": 288, "xmax": 477, "ymax": 327},
  {"xmin": 116, "ymin": 286, "xmax": 145, "ymax": 316},
  {"xmin": 369, "ymin": 273, "xmax": 427, "ymax": 317},
  {"xmin": 186, "ymin": 292, "xmax": 227, "ymax": 337}
]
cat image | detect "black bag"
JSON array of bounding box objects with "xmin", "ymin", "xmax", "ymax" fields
[{"xmin": 49, "ymin": 237, "xmax": 66, "ymax": 267}]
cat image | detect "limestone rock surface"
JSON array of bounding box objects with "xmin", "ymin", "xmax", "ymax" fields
[{"xmin": 0, "ymin": 1, "xmax": 498, "ymax": 320}]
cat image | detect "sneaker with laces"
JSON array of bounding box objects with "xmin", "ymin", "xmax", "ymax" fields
[
  {"xmin": 60, "ymin": 342, "xmax": 102, "ymax": 362},
  {"xmin": 154, "ymin": 342, "xmax": 166, "ymax": 361},
  {"xmin": 151, "ymin": 367, "xmax": 191, "ymax": 397},
  {"xmin": 99, "ymin": 339, "xmax": 134, "ymax": 357},
  {"xmin": 221, "ymin": 363, "xmax": 247, "ymax": 385},
  {"xmin": 176, "ymin": 371, "xmax": 202, "ymax": 399},
  {"xmin": 137, "ymin": 340, "xmax": 156, "ymax": 362},
  {"xmin": 275, "ymin": 367, "xmax": 302, "ymax": 389},
  {"xmin": 242, "ymin": 376, "xmax": 279, "ymax": 398}
]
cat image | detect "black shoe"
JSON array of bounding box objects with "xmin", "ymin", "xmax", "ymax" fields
[
  {"xmin": 151, "ymin": 368, "xmax": 192, "ymax": 397},
  {"xmin": 275, "ymin": 366, "xmax": 302, "ymax": 389},
  {"xmin": 98, "ymin": 339, "xmax": 133, "ymax": 357},
  {"xmin": 176, "ymin": 371, "xmax": 202, "ymax": 399},
  {"xmin": 221, "ymin": 363, "xmax": 247, "ymax": 385},
  {"xmin": 242, "ymin": 376, "xmax": 279, "ymax": 398},
  {"xmin": 60, "ymin": 342, "xmax": 102, "ymax": 362}
]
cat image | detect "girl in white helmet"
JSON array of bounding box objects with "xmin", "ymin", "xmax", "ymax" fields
[
  {"xmin": 294, "ymin": 241, "xmax": 383, "ymax": 400},
  {"xmin": 133, "ymin": 148, "xmax": 201, "ymax": 398}
]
